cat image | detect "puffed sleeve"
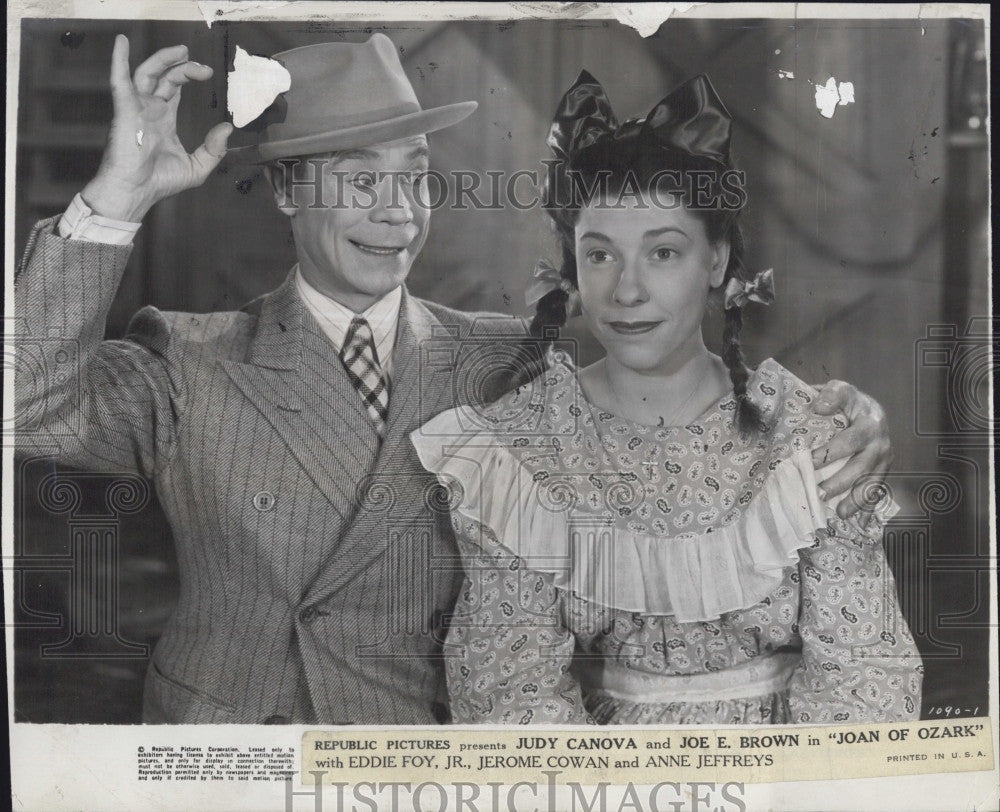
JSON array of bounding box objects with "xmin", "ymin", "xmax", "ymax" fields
[
  {"xmin": 786, "ymin": 517, "xmax": 923, "ymax": 723},
  {"xmin": 444, "ymin": 516, "xmax": 594, "ymax": 724}
]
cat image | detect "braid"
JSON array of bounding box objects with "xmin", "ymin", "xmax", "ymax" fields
[
  {"xmin": 721, "ymin": 305, "xmax": 761, "ymax": 433},
  {"xmin": 500, "ymin": 175, "xmax": 581, "ymax": 398},
  {"xmin": 505, "ymin": 243, "xmax": 576, "ymax": 394},
  {"xmin": 529, "ymin": 287, "xmax": 569, "ymax": 339},
  {"xmin": 533, "ymin": 235, "xmax": 575, "ymax": 326},
  {"xmin": 717, "ymin": 223, "xmax": 766, "ymax": 436}
]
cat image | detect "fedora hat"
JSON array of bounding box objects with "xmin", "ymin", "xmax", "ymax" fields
[{"xmin": 229, "ymin": 33, "xmax": 477, "ymax": 162}]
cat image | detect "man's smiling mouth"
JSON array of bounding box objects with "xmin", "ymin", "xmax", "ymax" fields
[{"xmin": 349, "ymin": 240, "xmax": 406, "ymax": 256}]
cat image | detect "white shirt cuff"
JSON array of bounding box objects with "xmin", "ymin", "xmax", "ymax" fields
[{"xmin": 57, "ymin": 193, "xmax": 142, "ymax": 245}]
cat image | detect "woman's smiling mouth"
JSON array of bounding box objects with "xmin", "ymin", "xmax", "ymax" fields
[
  {"xmin": 607, "ymin": 320, "xmax": 662, "ymax": 335},
  {"xmin": 349, "ymin": 240, "xmax": 406, "ymax": 256}
]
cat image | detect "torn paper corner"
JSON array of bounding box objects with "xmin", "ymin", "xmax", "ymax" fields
[
  {"xmin": 227, "ymin": 46, "xmax": 291, "ymax": 129},
  {"xmin": 814, "ymin": 76, "xmax": 856, "ymax": 119},
  {"xmin": 609, "ymin": 3, "xmax": 703, "ymax": 38},
  {"xmin": 198, "ymin": 1, "xmax": 290, "ymax": 29}
]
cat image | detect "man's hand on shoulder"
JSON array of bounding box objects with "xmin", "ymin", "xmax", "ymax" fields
[
  {"xmin": 809, "ymin": 379, "xmax": 893, "ymax": 521},
  {"xmin": 81, "ymin": 35, "xmax": 233, "ymax": 223}
]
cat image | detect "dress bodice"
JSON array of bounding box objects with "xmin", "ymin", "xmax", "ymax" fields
[{"xmin": 411, "ymin": 358, "xmax": 922, "ymax": 725}]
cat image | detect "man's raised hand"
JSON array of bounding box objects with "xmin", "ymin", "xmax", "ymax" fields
[{"xmin": 81, "ymin": 35, "xmax": 234, "ymax": 222}]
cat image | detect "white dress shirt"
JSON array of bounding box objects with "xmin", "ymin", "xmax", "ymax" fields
[
  {"xmin": 294, "ymin": 268, "xmax": 401, "ymax": 380},
  {"xmin": 58, "ymin": 193, "xmax": 402, "ymax": 380},
  {"xmin": 58, "ymin": 193, "xmax": 142, "ymax": 244}
]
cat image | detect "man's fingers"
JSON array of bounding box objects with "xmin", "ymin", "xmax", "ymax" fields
[
  {"xmin": 109, "ymin": 35, "xmax": 133, "ymax": 104},
  {"xmin": 203, "ymin": 122, "xmax": 234, "ymax": 158},
  {"xmin": 133, "ymin": 44, "xmax": 190, "ymax": 95},
  {"xmin": 812, "ymin": 425, "xmax": 863, "ymax": 468},
  {"xmin": 838, "ymin": 461, "xmax": 891, "ymax": 519},
  {"xmin": 190, "ymin": 122, "xmax": 234, "ymax": 181},
  {"xmin": 818, "ymin": 440, "xmax": 872, "ymax": 498},
  {"xmin": 812, "ymin": 402, "xmax": 882, "ymax": 467},
  {"xmin": 152, "ymin": 61, "xmax": 214, "ymax": 101},
  {"xmin": 812, "ymin": 379, "xmax": 853, "ymax": 415},
  {"xmin": 818, "ymin": 445, "xmax": 876, "ymax": 503},
  {"xmin": 849, "ymin": 506, "xmax": 877, "ymax": 530},
  {"xmin": 808, "ymin": 380, "xmax": 893, "ymax": 519}
]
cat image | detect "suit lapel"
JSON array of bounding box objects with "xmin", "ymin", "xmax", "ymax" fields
[
  {"xmin": 222, "ymin": 272, "xmax": 380, "ymax": 528},
  {"xmin": 301, "ymin": 289, "xmax": 459, "ymax": 604}
]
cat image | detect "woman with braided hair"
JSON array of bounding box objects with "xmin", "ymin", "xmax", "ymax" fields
[{"xmin": 410, "ymin": 73, "xmax": 922, "ymax": 725}]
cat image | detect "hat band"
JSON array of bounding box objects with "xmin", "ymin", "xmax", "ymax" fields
[{"xmin": 266, "ymin": 100, "xmax": 423, "ymax": 142}]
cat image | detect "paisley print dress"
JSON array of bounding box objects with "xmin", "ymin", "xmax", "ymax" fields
[{"xmin": 410, "ymin": 358, "xmax": 922, "ymax": 725}]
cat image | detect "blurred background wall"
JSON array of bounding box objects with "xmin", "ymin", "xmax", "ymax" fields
[{"xmin": 14, "ymin": 16, "xmax": 990, "ymax": 722}]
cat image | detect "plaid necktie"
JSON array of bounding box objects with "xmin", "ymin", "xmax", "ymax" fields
[{"xmin": 339, "ymin": 316, "xmax": 390, "ymax": 436}]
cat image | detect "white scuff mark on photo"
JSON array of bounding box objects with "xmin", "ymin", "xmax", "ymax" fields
[
  {"xmin": 227, "ymin": 46, "xmax": 291, "ymax": 128},
  {"xmin": 814, "ymin": 77, "xmax": 856, "ymax": 119},
  {"xmin": 198, "ymin": 1, "xmax": 290, "ymax": 29},
  {"xmin": 135, "ymin": 129, "xmax": 143, "ymax": 147},
  {"xmin": 814, "ymin": 78, "xmax": 840, "ymax": 118},
  {"xmin": 608, "ymin": 3, "xmax": 704, "ymax": 38},
  {"xmin": 778, "ymin": 69, "xmax": 795, "ymax": 80}
]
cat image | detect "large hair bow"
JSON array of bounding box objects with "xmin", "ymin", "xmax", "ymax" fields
[{"xmin": 547, "ymin": 70, "xmax": 734, "ymax": 166}]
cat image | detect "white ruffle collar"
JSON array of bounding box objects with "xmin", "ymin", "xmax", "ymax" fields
[{"xmin": 411, "ymin": 361, "xmax": 897, "ymax": 622}]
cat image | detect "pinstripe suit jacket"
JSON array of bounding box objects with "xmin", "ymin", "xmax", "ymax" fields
[{"xmin": 14, "ymin": 218, "xmax": 536, "ymax": 724}]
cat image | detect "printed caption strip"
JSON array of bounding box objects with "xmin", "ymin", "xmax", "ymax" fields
[{"xmin": 301, "ymin": 719, "xmax": 993, "ymax": 784}]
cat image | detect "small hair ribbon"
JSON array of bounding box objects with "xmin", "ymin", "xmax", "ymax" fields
[
  {"xmin": 525, "ymin": 259, "xmax": 582, "ymax": 316},
  {"xmin": 724, "ymin": 268, "xmax": 775, "ymax": 310}
]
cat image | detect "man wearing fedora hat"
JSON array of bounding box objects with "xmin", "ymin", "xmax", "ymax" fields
[{"xmin": 14, "ymin": 32, "xmax": 895, "ymax": 724}]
